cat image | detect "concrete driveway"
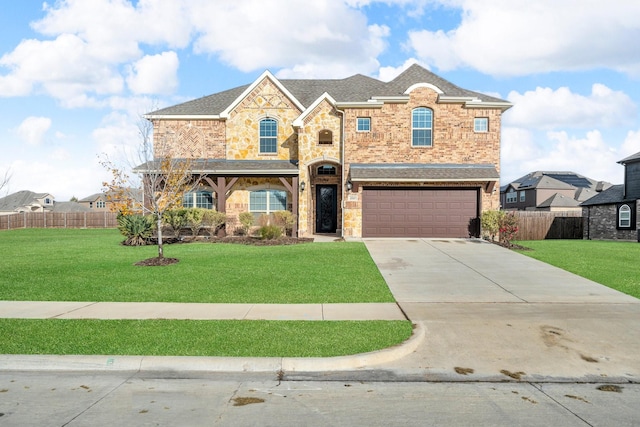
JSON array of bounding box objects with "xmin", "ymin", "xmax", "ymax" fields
[{"xmin": 364, "ymin": 238, "xmax": 640, "ymax": 383}]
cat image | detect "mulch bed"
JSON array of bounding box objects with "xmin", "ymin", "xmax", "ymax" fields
[{"xmin": 133, "ymin": 235, "xmax": 315, "ymax": 266}]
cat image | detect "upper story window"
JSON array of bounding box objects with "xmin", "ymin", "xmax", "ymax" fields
[
  {"xmin": 474, "ymin": 117, "xmax": 489, "ymax": 132},
  {"xmin": 412, "ymin": 107, "xmax": 433, "ymax": 147},
  {"xmin": 519, "ymin": 191, "xmax": 525, "ymax": 202},
  {"xmin": 317, "ymin": 165, "xmax": 336, "ymax": 175},
  {"xmin": 319, "ymin": 129, "xmax": 333, "ymax": 145},
  {"xmin": 183, "ymin": 191, "xmax": 214, "ymax": 209},
  {"xmin": 506, "ymin": 189, "xmax": 517, "ymax": 203},
  {"xmin": 97, "ymin": 201, "xmax": 106, "ymax": 209},
  {"xmin": 618, "ymin": 204, "xmax": 631, "ymax": 228},
  {"xmin": 357, "ymin": 117, "xmax": 371, "ymax": 132},
  {"xmin": 259, "ymin": 118, "xmax": 278, "ymax": 154}
]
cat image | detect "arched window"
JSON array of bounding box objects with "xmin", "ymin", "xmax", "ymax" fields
[
  {"xmin": 249, "ymin": 189, "xmax": 287, "ymax": 218},
  {"xmin": 317, "ymin": 165, "xmax": 336, "ymax": 175},
  {"xmin": 259, "ymin": 118, "xmax": 278, "ymax": 154},
  {"xmin": 183, "ymin": 191, "xmax": 214, "ymax": 209},
  {"xmin": 412, "ymin": 107, "xmax": 433, "ymax": 147},
  {"xmin": 619, "ymin": 204, "xmax": 631, "ymax": 228},
  {"xmin": 319, "ymin": 129, "xmax": 333, "ymax": 145}
]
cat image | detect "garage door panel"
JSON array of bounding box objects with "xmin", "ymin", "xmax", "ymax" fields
[{"xmin": 362, "ymin": 188, "xmax": 478, "ymax": 238}]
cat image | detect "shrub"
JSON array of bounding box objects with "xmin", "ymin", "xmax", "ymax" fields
[
  {"xmin": 481, "ymin": 210, "xmax": 502, "ymax": 241},
  {"xmin": 184, "ymin": 208, "xmax": 206, "ymax": 237},
  {"xmin": 202, "ymin": 210, "xmax": 227, "ymax": 237},
  {"xmin": 162, "ymin": 209, "xmax": 187, "ymax": 237},
  {"xmin": 272, "ymin": 210, "xmax": 296, "ymax": 236},
  {"xmin": 499, "ymin": 211, "xmax": 519, "ymax": 247},
  {"xmin": 259, "ymin": 225, "xmax": 283, "ymax": 240},
  {"xmin": 117, "ymin": 214, "xmax": 154, "ymax": 246},
  {"xmin": 238, "ymin": 212, "xmax": 254, "ymax": 235}
]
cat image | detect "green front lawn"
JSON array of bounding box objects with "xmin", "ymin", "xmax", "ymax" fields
[
  {"xmin": 515, "ymin": 239, "xmax": 640, "ymax": 299},
  {"xmin": 0, "ymin": 319, "xmax": 412, "ymax": 357},
  {"xmin": 0, "ymin": 228, "xmax": 393, "ymax": 303},
  {"xmin": 0, "ymin": 228, "xmax": 408, "ymax": 357}
]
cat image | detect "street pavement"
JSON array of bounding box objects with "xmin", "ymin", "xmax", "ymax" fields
[{"xmin": 1, "ymin": 373, "xmax": 639, "ymax": 426}]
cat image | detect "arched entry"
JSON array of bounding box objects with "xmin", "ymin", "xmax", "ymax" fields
[{"xmin": 311, "ymin": 163, "xmax": 340, "ymax": 234}]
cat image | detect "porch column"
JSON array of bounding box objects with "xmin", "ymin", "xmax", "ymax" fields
[{"xmin": 278, "ymin": 176, "xmax": 299, "ymax": 237}]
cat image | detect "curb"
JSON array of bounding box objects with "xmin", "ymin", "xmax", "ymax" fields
[{"xmin": 0, "ymin": 323, "xmax": 425, "ymax": 375}]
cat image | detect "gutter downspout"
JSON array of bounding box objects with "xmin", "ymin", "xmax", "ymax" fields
[{"xmin": 336, "ymin": 107, "xmax": 346, "ymax": 239}]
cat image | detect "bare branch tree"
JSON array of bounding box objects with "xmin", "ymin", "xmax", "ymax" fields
[
  {"xmin": 0, "ymin": 168, "xmax": 12, "ymax": 196},
  {"xmin": 100, "ymin": 113, "xmax": 200, "ymax": 260}
]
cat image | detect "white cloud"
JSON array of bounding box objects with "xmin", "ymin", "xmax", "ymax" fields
[
  {"xmin": 16, "ymin": 116, "xmax": 52, "ymax": 146},
  {"xmin": 505, "ymin": 85, "xmax": 637, "ymax": 130},
  {"xmin": 621, "ymin": 130, "xmax": 640, "ymax": 158},
  {"xmin": 190, "ymin": 1, "xmax": 390, "ymax": 77},
  {"xmin": 501, "ymin": 129, "xmax": 625, "ymax": 184},
  {"xmin": 377, "ymin": 58, "xmax": 427, "ymax": 81},
  {"xmin": 126, "ymin": 52, "xmax": 179, "ymax": 95},
  {"xmin": 407, "ymin": 0, "xmax": 640, "ymax": 76}
]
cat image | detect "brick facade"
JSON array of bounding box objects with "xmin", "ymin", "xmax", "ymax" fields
[{"xmin": 147, "ymin": 66, "xmax": 509, "ymax": 238}]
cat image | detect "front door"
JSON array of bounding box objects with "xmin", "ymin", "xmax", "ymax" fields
[{"xmin": 315, "ymin": 185, "xmax": 337, "ymax": 233}]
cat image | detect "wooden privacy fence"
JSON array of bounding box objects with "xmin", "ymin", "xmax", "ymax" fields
[
  {"xmin": 511, "ymin": 211, "xmax": 583, "ymax": 240},
  {"xmin": 0, "ymin": 211, "xmax": 118, "ymax": 230}
]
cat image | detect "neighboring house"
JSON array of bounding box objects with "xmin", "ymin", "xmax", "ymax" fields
[
  {"xmin": 0, "ymin": 190, "xmax": 55, "ymax": 215},
  {"xmin": 0, "ymin": 190, "xmax": 90, "ymax": 215},
  {"xmin": 137, "ymin": 64, "xmax": 512, "ymax": 238},
  {"xmin": 582, "ymin": 151, "xmax": 640, "ymax": 241},
  {"xmin": 78, "ymin": 193, "xmax": 110, "ymax": 211},
  {"xmin": 501, "ymin": 171, "xmax": 611, "ymax": 212}
]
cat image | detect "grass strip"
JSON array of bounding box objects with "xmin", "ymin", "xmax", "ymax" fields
[
  {"xmin": 0, "ymin": 319, "xmax": 413, "ymax": 357},
  {"xmin": 0, "ymin": 228, "xmax": 393, "ymax": 303},
  {"xmin": 515, "ymin": 239, "xmax": 640, "ymax": 299}
]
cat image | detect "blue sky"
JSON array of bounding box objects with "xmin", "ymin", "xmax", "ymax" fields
[{"xmin": 1, "ymin": 0, "xmax": 639, "ymax": 200}]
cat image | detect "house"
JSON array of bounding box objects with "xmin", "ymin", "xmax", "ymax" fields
[
  {"xmin": 78, "ymin": 189, "xmax": 143, "ymax": 212},
  {"xmin": 137, "ymin": 64, "xmax": 511, "ymax": 238},
  {"xmin": 0, "ymin": 190, "xmax": 90, "ymax": 215},
  {"xmin": 582, "ymin": 151, "xmax": 640, "ymax": 241},
  {"xmin": 501, "ymin": 171, "xmax": 611, "ymax": 212}
]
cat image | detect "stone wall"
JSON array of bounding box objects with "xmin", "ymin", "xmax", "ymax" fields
[
  {"xmin": 226, "ymin": 78, "xmax": 301, "ymax": 161},
  {"xmin": 583, "ymin": 204, "xmax": 640, "ymax": 241}
]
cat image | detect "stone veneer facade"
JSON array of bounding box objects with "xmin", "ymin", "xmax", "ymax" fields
[
  {"xmin": 152, "ymin": 74, "xmax": 505, "ymax": 238},
  {"xmin": 582, "ymin": 204, "xmax": 640, "ymax": 241}
]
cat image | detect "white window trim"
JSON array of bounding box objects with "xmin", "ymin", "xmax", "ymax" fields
[
  {"xmin": 474, "ymin": 117, "xmax": 489, "ymax": 133},
  {"xmin": 411, "ymin": 107, "xmax": 433, "ymax": 147},
  {"xmin": 619, "ymin": 204, "xmax": 631, "ymax": 228},
  {"xmin": 356, "ymin": 117, "xmax": 371, "ymax": 132}
]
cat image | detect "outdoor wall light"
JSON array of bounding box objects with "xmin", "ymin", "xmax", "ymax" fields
[
  {"xmin": 346, "ymin": 181, "xmax": 353, "ymax": 191},
  {"xmin": 300, "ymin": 181, "xmax": 306, "ymax": 192}
]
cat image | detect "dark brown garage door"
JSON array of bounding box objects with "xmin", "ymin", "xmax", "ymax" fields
[{"xmin": 362, "ymin": 188, "xmax": 479, "ymax": 238}]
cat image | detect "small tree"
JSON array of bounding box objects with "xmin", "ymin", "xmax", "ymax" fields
[
  {"xmin": 202, "ymin": 210, "xmax": 227, "ymax": 237},
  {"xmin": 272, "ymin": 210, "xmax": 296, "ymax": 236},
  {"xmin": 100, "ymin": 114, "xmax": 199, "ymax": 259}
]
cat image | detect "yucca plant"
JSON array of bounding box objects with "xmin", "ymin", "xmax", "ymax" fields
[{"xmin": 117, "ymin": 214, "xmax": 154, "ymax": 246}]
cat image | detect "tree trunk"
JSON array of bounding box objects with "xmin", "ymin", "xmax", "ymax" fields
[{"xmin": 156, "ymin": 217, "xmax": 164, "ymax": 258}]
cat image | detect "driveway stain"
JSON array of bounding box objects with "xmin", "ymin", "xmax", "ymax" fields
[{"xmin": 378, "ymin": 257, "xmax": 410, "ymax": 270}]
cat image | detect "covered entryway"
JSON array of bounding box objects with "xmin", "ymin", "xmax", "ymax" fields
[
  {"xmin": 315, "ymin": 184, "xmax": 338, "ymax": 233},
  {"xmin": 362, "ymin": 187, "xmax": 479, "ymax": 238}
]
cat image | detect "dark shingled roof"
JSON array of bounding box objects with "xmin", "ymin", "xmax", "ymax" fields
[
  {"xmin": 581, "ymin": 184, "xmax": 627, "ymax": 206},
  {"xmin": 148, "ymin": 64, "xmax": 509, "ymax": 117},
  {"xmin": 618, "ymin": 151, "xmax": 640, "ymax": 165},
  {"xmin": 349, "ymin": 163, "xmax": 499, "ymax": 181}
]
